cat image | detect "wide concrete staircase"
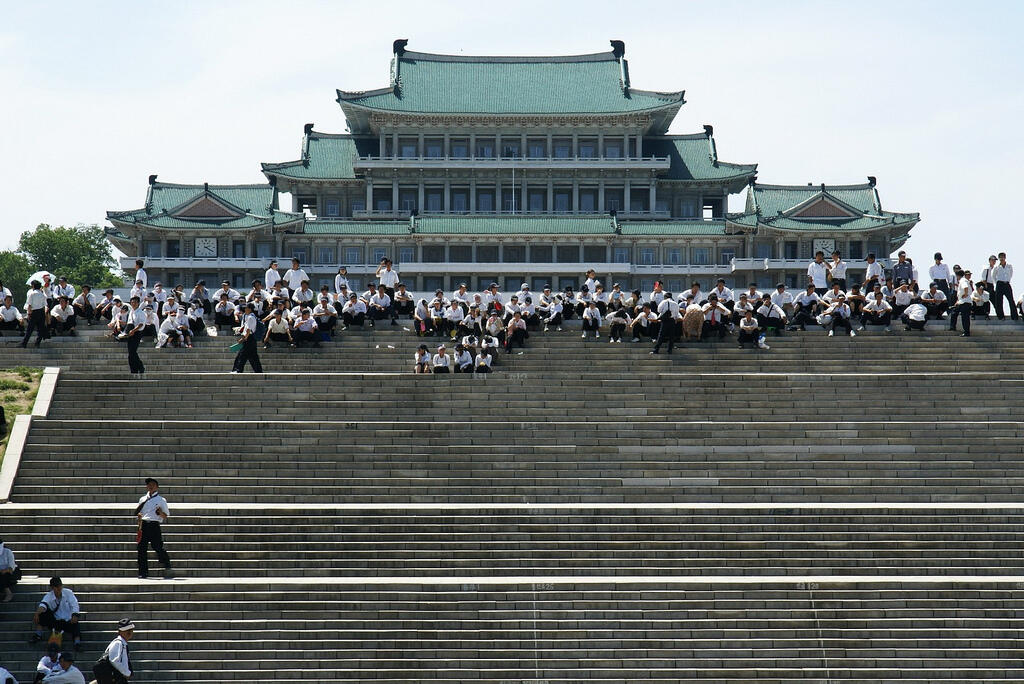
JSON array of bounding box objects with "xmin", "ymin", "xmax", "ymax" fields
[{"xmin": 1, "ymin": 322, "xmax": 1023, "ymax": 681}]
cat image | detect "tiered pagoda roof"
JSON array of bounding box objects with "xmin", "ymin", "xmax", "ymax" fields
[
  {"xmin": 337, "ymin": 40, "xmax": 684, "ymax": 133},
  {"xmin": 726, "ymin": 180, "xmax": 920, "ymax": 242},
  {"xmin": 106, "ymin": 180, "xmax": 303, "ymax": 245}
]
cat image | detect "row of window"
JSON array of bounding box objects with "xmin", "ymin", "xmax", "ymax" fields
[{"xmin": 383, "ymin": 136, "xmax": 639, "ymax": 160}]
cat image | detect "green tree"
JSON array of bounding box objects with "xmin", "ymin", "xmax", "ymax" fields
[
  {"xmin": 0, "ymin": 250, "xmax": 33, "ymax": 304},
  {"xmin": 17, "ymin": 224, "xmax": 123, "ymax": 290}
]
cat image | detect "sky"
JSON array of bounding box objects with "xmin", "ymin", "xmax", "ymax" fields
[{"xmin": 0, "ymin": 0, "xmax": 1021, "ymax": 272}]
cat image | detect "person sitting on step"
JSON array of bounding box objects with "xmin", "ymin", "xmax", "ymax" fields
[
  {"xmin": 71, "ymin": 285, "xmax": 96, "ymax": 325},
  {"xmin": 414, "ymin": 344, "xmax": 431, "ymax": 373},
  {"xmin": 901, "ymin": 301, "xmax": 929, "ymax": 331},
  {"xmin": 859, "ymin": 291, "xmax": 893, "ymax": 332},
  {"xmin": 290, "ymin": 308, "xmax": 320, "ymax": 347},
  {"xmin": 822, "ymin": 294, "xmax": 855, "ymax": 337},
  {"xmin": 474, "ymin": 345, "xmax": 493, "ymax": 374},
  {"xmin": 920, "ymin": 282, "xmax": 949, "ymax": 319},
  {"xmin": 701, "ymin": 294, "xmax": 730, "ymax": 340},
  {"xmin": 49, "ymin": 296, "xmax": 77, "ymax": 336},
  {"xmin": 214, "ymin": 294, "xmax": 236, "ymax": 330},
  {"xmin": 443, "ymin": 299, "xmax": 465, "ymax": 338},
  {"xmin": 755, "ymin": 294, "xmax": 787, "ymax": 335},
  {"xmin": 731, "ymin": 293, "xmax": 754, "ymax": 326},
  {"xmin": 458, "ymin": 305, "xmax": 484, "ymax": 339},
  {"xmin": 505, "ymin": 311, "xmax": 528, "ymax": 353},
  {"xmin": 30, "ymin": 577, "xmax": 81, "ymax": 651},
  {"xmin": 606, "ymin": 302, "xmax": 629, "ymax": 343},
  {"xmin": 312, "ymin": 296, "xmax": 337, "ymax": 337},
  {"xmin": 392, "ymin": 283, "xmax": 415, "ymax": 320},
  {"xmin": 0, "ymin": 295, "xmax": 24, "ymax": 335},
  {"xmin": 542, "ymin": 297, "xmax": 563, "ymax": 332},
  {"xmin": 971, "ymin": 282, "xmax": 991, "ymax": 318},
  {"xmin": 453, "ymin": 344, "xmax": 473, "ymax": 373},
  {"xmin": 0, "ymin": 539, "xmax": 16, "ymax": 603},
  {"xmin": 412, "ymin": 298, "xmax": 432, "ymax": 336},
  {"xmin": 581, "ymin": 300, "xmax": 602, "ymax": 339},
  {"xmin": 629, "ymin": 302, "xmax": 659, "ymax": 343},
  {"xmin": 737, "ymin": 309, "xmax": 768, "ymax": 350},
  {"xmin": 431, "ymin": 344, "xmax": 451, "ymax": 373},
  {"xmin": 789, "ymin": 285, "xmax": 821, "ymax": 331},
  {"xmin": 340, "ymin": 293, "xmax": 366, "ymax": 329},
  {"xmin": 263, "ymin": 309, "xmax": 292, "ymax": 348}
]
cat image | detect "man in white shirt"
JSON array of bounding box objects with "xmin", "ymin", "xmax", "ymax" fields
[
  {"xmin": 265, "ymin": 260, "xmax": 281, "ymax": 291},
  {"xmin": 829, "ymin": 250, "xmax": 848, "ymax": 290},
  {"xmin": 0, "ymin": 539, "xmax": 16, "ymax": 602},
  {"xmin": 629, "ymin": 302, "xmax": 658, "ymax": 342},
  {"xmin": 581, "ymin": 300, "xmax": 601, "ymax": 338},
  {"xmin": 375, "ymin": 258, "xmax": 400, "ymax": 302},
  {"xmin": 291, "ymin": 280, "xmax": 315, "ymax": 307},
  {"xmin": 136, "ymin": 477, "xmax": 171, "ymax": 579},
  {"xmin": 971, "ymin": 282, "xmax": 991, "ymax": 318},
  {"xmin": 100, "ymin": 619, "xmax": 135, "ymax": 683},
  {"xmin": 807, "ymin": 251, "xmax": 830, "ymax": 295},
  {"xmin": 70, "ymin": 285, "xmax": 96, "ymax": 325},
  {"xmin": 432, "ymin": 344, "xmax": 451, "ymax": 373},
  {"xmin": 731, "ymin": 292, "xmax": 755, "ymax": 325},
  {"xmin": 770, "ymin": 283, "xmax": 795, "ymax": 317},
  {"xmin": 891, "ymin": 282, "xmax": 916, "ymax": 319},
  {"xmin": 443, "ymin": 300, "xmax": 465, "ymax": 338},
  {"xmin": 862, "ymin": 252, "xmax": 884, "ymax": 293},
  {"xmin": 900, "ymin": 302, "xmax": 928, "ymax": 331},
  {"xmin": 859, "ymin": 291, "xmax": 893, "ymax": 332},
  {"xmin": 822, "ymin": 294, "xmax": 854, "ymax": 337},
  {"xmin": 950, "ymin": 269, "xmax": 974, "ymax": 336},
  {"xmin": 283, "ymin": 258, "xmax": 309, "ymax": 292},
  {"xmin": 232, "ymin": 303, "xmax": 264, "ymax": 371},
  {"xmin": 821, "ymin": 283, "xmax": 847, "ymax": 307},
  {"xmin": 341, "ymin": 294, "xmax": 366, "ymax": 328},
  {"xmin": 482, "ymin": 283, "xmax": 504, "ymax": 315},
  {"xmin": 504, "ymin": 311, "xmax": 528, "ymax": 352},
  {"xmin": 920, "ymin": 282, "xmax": 949, "ymax": 319},
  {"xmin": 263, "ymin": 309, "xmax": 292, "ymax": 348},
  {"xmin": 710, "ymin": 279, "xmax": 734, "ymax": 309},
  {"xmin": 392, "ymin": 283, "xmax": 414, "ymax": 319},
  {"xmin": 0, "ymin": 295, "xmax": 23, "ymax": 334},
  {"xmin": 701, "ymin": 294, "xmax": 730, "ymax": 340},
  {"xmin": 20, "ymin": 280, "xmax": 50, "ymax": 348},
  {"xmin": 41, "ymin": 651, "xmax": 84, "ymax": 684},
  {"xmin": 214, "ymin": 294, "xmax": 236, "ymax": 329},
  {"xmin": 755, "ymin": 294, "xmax": 787, "ymax": 335},
  {"xmin": 648, "ymin": 281, "xmax": 666, "ymax": 305},
  {"xmin": 991, "ymin": 252, "xmax": 1017, "ymax": 320},
  {"xmin": 291, "ymin": 308, "xmax": 320, "ymax": 348},
  {"xmin": 928, "ymin": 253, "xmax": 954, "ymax": 296},
  {"xmin": 651, "ymin": 291, "xmax": 680, "ymax": 354},
  {"xmin": 313, "ymin": 296, "xmax": 338, "ymax": 336},
  {"xmin": 122, "ymin": 297, "xmax": 147, "ymax": 374},
  {"xmin": 737, "ymin": 309, "xmax": 768, "ymax": 350},
  {"xmin": 790, "ymin": 285, "xmax": 820, "ymax": 331},
  {"xmin": 367, "ymin": 285, "xmax": 392, "ymax": 327},
  {"xmin": 52, "ymin": 276, "xmax": 74, "ymax": 302},
  {"xmin": 31, "ymin": 577, "xmax": 81, "ymax": 650}
]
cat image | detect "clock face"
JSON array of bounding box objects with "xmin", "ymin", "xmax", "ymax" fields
[
  {"xmin": 813, "ymin": 238, "xmax": 836, "ymax": 255},
  {"xmin": 194, "ymin": 238, "xmax": 217, "ymax": 257}
]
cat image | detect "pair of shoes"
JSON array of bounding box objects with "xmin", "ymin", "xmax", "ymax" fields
[
  {"xmin": 856, "ymin": 325, "xmax": 865, "ymax": 331},
  {"xmin": 138, "ymin": 574, "xmax": 148, "ymax": 579},
  {"xmin": 581, "ymin": 333, "xmax": 586, "ymax": 338},
  {"xmin": 828, "ymin": 330, "xmax": 834, "ymax": 337},
  {"xmin": 849, "ymin": 330, "xmax": 856, "ymax": 337},
  {"xmin": 1, "ymin": 588, "xmax": 12, "ymax": 602},
  {"xmin": 884, "ymin": 326, "xmax": 892, "ymax": 332},
  {"xmin": 230, "ymin": 370, "xmax": 240, "ymax": 374},
  {"xmin": 69, "ymin": 330, "xmax": 77, "ymax": 336},
  {"xmin": 961, "ymin": 332, "xmax": 971, "ymax": 337},
  {"xmin": 595, "ymin": 332, "xmax": 600, "ymax": 338},
  {"xmin": 543, "ymin": 326, "xmax": 549, "ymax": 332},
  {"xmin": 649, "ymin": 350, "xmax": 659, "ymax": 354},
  {"xmin": 737, "ymin": 343, "xmax": 744, "ymax": 348}
]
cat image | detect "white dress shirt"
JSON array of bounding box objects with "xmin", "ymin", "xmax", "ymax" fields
[
  {"xmin": 582, "ymin": 307, "xmax": 602, "ymax": 325},
  {"xmin": 0, "ymin": 543, "xmax": 14, "ymax": 570},
  {"xmin": 265, "ymin": 268, "xmax": 281, "ymax": 289},
  {"xmin": 137, "ymin": 492, "xmax": 169, "ymax": 523},
  {"xmin": 657, "ymin": 298, "xmax": 681, "ymax": 319},
  {"xmin": 864, "ymin": 261, "xmax": 884, "ymax": 282},
  {"xmin": 807, "ymin": 261, "xmax": 829, "ymax": 288},
  {"xmin": 893, "ymin": 289, "xmax": 915, "ymax": 306},
  {"xmin": 904, "ymin": 303, "xmax": 927, "ymax": 321},
  {"xmin": 771, "ymin": 290, "xmax": 794, "ymax": 308},
  {"xmin": 42, "ymin": 664, "xmax": 85, "ymax": 684},
  {"xmin": 25, "ymin": 289, "xmax": 47, "ymax": 313},
  {"xmin": 283, "ymin": 268, "xmax": 309, "ymax": 290},
  {"xmin": 955, "ymin": 277, "xmax": 973, "ymax": 305},
  {"xmin": 104, "ymin": 635, "xmax": 131, "ymax": 678},
  {"xmin": 829, "ymin": 259, "xmax": 848, "ymax": 279},
  {"xmin": 377, "ymin": 268, "xmax": 400, "ymax": 287},
  {"xmin": 431, "ymin": 353, "xmax": 450, "ymax": 369},
  {"xmin": 0, "ymin": 305, "xmax": 22, "ymax": 322},
  {"xmin": 39, "ymin": 589, "xmax": 80, "ymax": 621},
  {"xmin": 928, "ymin": 263, "xmax": 953, "ymax": 285},
  {"xmin": 993, "ymin": 263, "xmax": 1013, "ymax": 282}
]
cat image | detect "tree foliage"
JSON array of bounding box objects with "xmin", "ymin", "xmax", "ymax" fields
[
  {"xmin": 16, "ymin": 224, "xmax": 123, "ymax": 291},
  {"xmin": 0, "ymin": 250, "xmax": 33, "ymax": 304}
]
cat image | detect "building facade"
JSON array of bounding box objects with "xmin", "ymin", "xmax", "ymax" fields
[{"xmin": 107, "ymin": 40, "xmax": 919, "ymax": 294}]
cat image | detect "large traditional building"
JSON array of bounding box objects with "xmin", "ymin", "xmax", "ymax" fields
[{"xmin": 107, "ymin": 40, "xmax": 919, "ymax": 294}]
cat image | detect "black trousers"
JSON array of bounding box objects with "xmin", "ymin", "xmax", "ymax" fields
[
  {"xmin": 232, "ymin": 336, "xmax": 263, "ymax": 372},
  {"xmin": 21, "ymin": 309, "xmax": 47, "ymax": 346},
  {"xmin": 950, "ymin": 302, "xmax": 972, "ymax": 334},
  {"xmin": 924, "ymin": 301, "xmax": 949, "ymax": 319},
  {"xmin": 652, "ymin": 319, "xmax": 677, "ymax": 352},
  {"xmin": 829, "ymin": 316, "xmax": 853, "ymax": 334},
  {"xmin": 0, "ymin": 570, "xmax": 16, "ymax": 590},
  {"xmin": 393, "ymin": 300, "xmax": 414, "ymax": 317},
  {"xmin": 901, "ymin": 314, "xmax": 926, "ymax": 330},
  {"xmin": 37, "ymin": 607, "xmax": 81, "ymax": 639},
  {"xmin": 861, "ymin": 311, "xmax": 891, "ymax": 327},
  {"xmin": 137, "ymin": 520, "xmax": 171, "ymax": 576},
  {"xmin": 609, "ymin": 322, "xmax": 626, "ymax": 341},
  {"xmin": 342, "ymin": 311, "xmax": 365, "ymax": 326},
  {"xmin": 702, "ymin": 320, "xmax": 727, "ymax": 339},
  {"xmin": 126, "ymin": 333, "xmax": 145, "ymax": 374},
  {"xmin": 505, "ymin": 328, "xmax": 526, "ymax": 351},
  {"xmin": 792, "ymin": 307, "xmax": 817, "ymax": 330},
  {"xmin": 994, "ymin": 281, "xmax": 1017, "ymax": 320},
  {"xmin": 972, "ymin": 302, "xmax": 991, "ymax": 318},
  {"xmin": 737, "ymin": 329, "xmax": 759, "ymax": 346},
  {"xmin": 73, "ymin": 303, "xmax": 94, "ymax": 322}
]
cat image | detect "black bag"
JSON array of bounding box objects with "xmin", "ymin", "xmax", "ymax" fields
[
  {"xmin": 92, "ymin": 656, "xmax": 115, "ymax": 684},
  {"xmin": 12, "ymin": 566, "xmax": 21, "ymax": 582}
]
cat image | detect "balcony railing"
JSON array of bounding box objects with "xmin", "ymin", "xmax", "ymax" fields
[
  {"xmin": 347, "ymin": 209, "xmax": 672, "ymax": 220},
  {"xmin": 354, "ymin": 155, "xmax": 671, "ymax": 170},
  {"xmin": 632, "ymin": 264, "xmax": 728, "ymax": 275},
  {"xmin": 119, "ymin": 257, "xmax": 267, "ymax": 270}
]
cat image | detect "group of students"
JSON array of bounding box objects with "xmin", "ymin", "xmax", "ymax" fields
[{"xmin": 0, "ymin": 277, "xmax": 112, "ymax": 347}]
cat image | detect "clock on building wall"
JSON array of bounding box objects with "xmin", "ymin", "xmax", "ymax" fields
[
  {"xmin": 812, "ymin": 238, "xmax": 836, "ymax": 255},
  {"xmin": 194, "ymin": 237, "xmax": 217, "ymax": 257}
]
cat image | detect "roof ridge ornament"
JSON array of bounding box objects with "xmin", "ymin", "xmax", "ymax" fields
[{"xmin": 391, "ymin": 39, "xmax": 408, "ymax": 95}]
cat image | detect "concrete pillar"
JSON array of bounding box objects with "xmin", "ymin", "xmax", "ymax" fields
[
  {"xmin": 391, "ymin": 132, "xmax": 398, "ymax": 157},
  {"xmin": 495, "ymin": 178, "xmax": 502, "ymax": 214},
  {"xmin": 417, "ymin": 132, "xmax": 424, "ymax": 158},
  {"xmin": 444, "ymin": 179, "xmax": 451, "ymax": 212},
  {"xmin": 546, "ymin": 180, "xmax": 553, "ymax": 213},
  {"xmin": 418, "ymin": 182, "xmax": 425, "ymax": 214},
  {"xmin": 637, "ymin": 134, "xmax": 643, "ymax": 158},
  {"xmin": 623, "ymin": 133, "xmax": 630, "ymax": 158},
  {"xmin": 624, "ymin": 178, "xmax": 632, "ymax": 213},
  {"xmin": 598, "ymin": 180, "xmax": 605, "ymax": 212},
  {"xmin": 443, "ymin": 133, "xmax": 450, "ymax": 157},
  {"xmin": 470, "ymin": 179, "xmax": 477, "ymax": 213},
  {"xmin": 571, "ymin": 132, "xmax": 579, "ymax": 157},
  {"xmin": 469, "ymin": 133, "xmax": 476, "ymax": 159},
  {"xmin": 379, "ymin": 131, "xmax": 386, "ymax": 157},
  {"xmin": 365, "ymin": 179, "xmax": 373, "ymax": 211},
  {"xmin": 572, "ymin": 179, "xmax": 579, "ymax": 213},
  {"xmin": 546, "ymin": 133, "xmax": 553, "ymax": 158},
  {"xmin": 598, "ymin": 132, "xmax": 604, "ymax": 158},
  {"xmin": 391, "ymin": 179, "xmax": 399, "ymax": 213},
  {"xmin": 520, "ymin": 174, "xmax": 527, "ymax": 214},
  {"xmin": 649, "ymin": 180, "xmax": 656, "ymax": 214}
]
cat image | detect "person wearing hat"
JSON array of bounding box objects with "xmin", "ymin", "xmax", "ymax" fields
[
  {"xmin": 392, "ymin": 283, "xmax": 414, "ymax": 320},
  {"xmin": 971, "ymin": 281, "xmax": 992, "ymax": 319},
  {"xmin": 135, "ymin": 478, "xmax": 170, "ymax": 579},
  {"xmin": 51, "ymin": 276, "xmax": 74, "ymax": 303},
  {"xmin": 341, "ymin": 293, "xmax": 366, "ymax": 329},
  {"xmin": 94, "ymin": 289, "xmax": 116, "ymax": 323},
  {"xmin": 482, "ymin": 283, "xmax": 503, "ymax": 316},
  {"xmin": 0, "ymin": 538, "xmax": 16, "ymax": 603},
  {"xmin": 291, "ymin": 279, "xmax": 315, "ymax": 308},
  {"xmin": 822, "ymin": 293, "xmax": 854, "ymax": 337},
  {"xmin": 31, "ymin": 577, "xmax": 81, "ymax": 650},
  {"xmin": 891, "ymin": 250, "xmax": 917, "ymax": 290},
  {"xmin": 95, "ymin": 619, "xmax": 135, "ymax": 684},
  {"xmin": 34, "ymin": 641, "xmax": 60, "ymax": 682},
  {"xmin": 431, "ymin": 344, "xmax": 451, "ymax": 373},
  {"xmin": 215, "ymin": 293, "xmax": 237, "ymax": 330},
  {"xmin": 950, "ymin": 268, "xmax": 974, "ymax": 336},
  {"xmin": 928, "ymin": 252, "xmax": 954, "ymax": 297},
  {"xmin": 232, "ymin": 303, "xmax": 264, "ymax": 372},
  {"xmin": 755, "ymin": 293, "xmax": 787, "ymax": 335},
  {"xmin": 731, "ymin": 292, "xmax": 754, "ymax": 325},
  {"xmin": 40, "ymin": 651, "xmax": 84, "ymax": 684},
  {"xmin": 139, "ymin": 303, "xmax": 159, "ymax": 338},
  {"xmin": 312, "ymin": 295, "xmax": 337, "ymax": 336}
]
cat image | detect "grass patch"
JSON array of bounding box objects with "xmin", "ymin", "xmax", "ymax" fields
[{"xmin": 0, "ymin": 367, "xmax": 43, "ymax": 459}]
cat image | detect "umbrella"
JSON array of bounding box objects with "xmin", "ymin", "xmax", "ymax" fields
[{"xmin": 26, "ymin": 271, "xmax": 52, "ymax": 286}]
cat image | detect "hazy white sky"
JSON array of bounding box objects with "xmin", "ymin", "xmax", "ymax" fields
[{"xmin": 1, "ymin": 0, "xmax": 1021, "ymax": 272}]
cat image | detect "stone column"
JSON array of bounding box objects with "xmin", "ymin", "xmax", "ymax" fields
[
  {"xmin": 391, "ymin": 179, "xmax": 399, "ymax": 213},
  {"xmin": 443, "ymin": 133, "xmax": 450, "ymax": 157},
  {"xmin": 391, "ymin": 132, "xmax": 398, "ymax": 157},
  {"xmin": 624, "ymin": 178, "xmax": 632, "ymax": 213},
  {"xmin": 520, "ymin": 173, "xmax": 527, "ymax": 213},
  {"xmin": 365, "ymin": 179, "xmax": 373, "ymax": 211},
  {"xmin": 546, "ymin": 133, "xmax": 553, "ymax": 157},
  {"xmin": 636, "ymin": 134, "xmax": 643, "ymax": 158},
  {"xmin": 546, "ymin": 179, "xmax": 553, "ymax": 213},
  {"xmin": 469, "ymin": 133, "xmax": 476, "ymax": 158},
  {"xmin": 379, "ymin": 131, "xmax": 386, "ymax": 157},
  {"xmin": 418, "ymin": 182, "xmax": 425, "ymax": 214},
  {"xmin": 648, "ymin": 179, "xmax": 656, "ymax": 214},
  {"xmin": 417, "ymin": 132, "xmax": 424, "ymax": 158},
  {"xmin": 470, "ymin": 179, "xmax": 477, "ymax": 213},
  {"xmin": 572, "ymin": 179, "xmax": 579, "ymax": 213},
  {"xmin": 444, "ymin": 179, "xmax": 451, "ymax": 212},
  {"xmin": 495, "ymin": 177, "xmax": 503, "ymax": 214},
  {"xmin": 571, "ymin": 132, "xmax": 579, "ymax": 157},
  {"xmin": 598, "ymin": 180, "xmax": 605, "ymax": 212}
]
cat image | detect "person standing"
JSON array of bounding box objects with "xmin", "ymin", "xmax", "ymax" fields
[
  {"xmin": 30, "ymin": 577, "xmax": 81, "ymax": 650},
  {"xmin": 992, "ymin": 252, "xmax": 1017, "ymax": 321},
  {"xmin": 828, "ymin": 250, "xmax": 848, "ymax": 291},
  {"xmin": 20, "ymin": 280, "xmax": 49, "ymax": 348},
  {"xmin": 807, "ymin": 251, "xmax": 830, "ymax": 296},
  {"xmin": 94, "ymin": 619, "xmax": 134, "ymax": 684},
  {"xmin": 950, "ymin": 269, "xmax": 974, "ymax": 336},
  {"xmin": 135, "ymin": 478, "xmax": 170, "ymax": 579},
  {"xmin": 928, "ymin": 253, "xmax": 954, "ymax": 297},
  {"xmin": 651, "ymin": 291, "xmax": 680, "ymax": 354},
  {"xmin": 264, "ymin": 260, "xmax": 281, "ymax": 291},
  {"xmin": 122, "ymin": 297, "xmax": 146, "ymax": 375},
  {"xmin": 231, "ymin": 303, "xmax": 263, "ymax": 373}
]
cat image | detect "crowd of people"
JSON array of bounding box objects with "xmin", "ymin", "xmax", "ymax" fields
[
  {"xmin": 0, "ymin": 480, "xmax": 162, "ymax": 683},
  {"xmin": 3, "ymin": 251, "xmax": 1019, "ymax": 372}
]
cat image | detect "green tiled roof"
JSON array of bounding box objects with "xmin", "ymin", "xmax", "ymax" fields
[
  {"xmin": 747, "ymin": 183, "xmax": 881, "ymax": 216},
  {"xmin": 107, "ymin": 182, "xmax": 302, "ymax": 231},
  {"xmin": 414, "ymin": 216, "xmax": 615, "ymax": 235},
  {"xmin": 617, "ymin": 220, "xmax": 727, "ymax": 236},
  {"xmin": 337, "ymin": 49, "xmax": 683, "ymax": 115},
  {"xmin": 732, "ymin": 182, "xmax": 920, "ymax": 234},
  {"xmin": 304, "ymin": 221, "xmax": 411, "ymax": 235},
  {"xmin": 262, "ymin": 133, "xmax": 377, "ymax": 181},
  {"xmin": 645, "ymin": 134, "xmax": 756, "ymax": 182}
]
